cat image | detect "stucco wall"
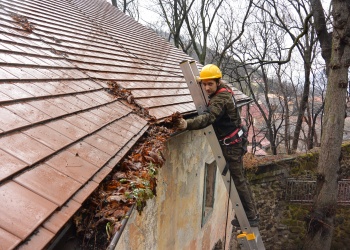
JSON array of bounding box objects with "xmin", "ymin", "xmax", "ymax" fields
[{"xmin": 116, "ymin": 130, "xmax": 235, "ymax": 250}]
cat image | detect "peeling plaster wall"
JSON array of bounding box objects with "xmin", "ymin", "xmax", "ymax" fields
[{"xmin": 116, "ymin": 130, "xmax": 235, "ymax": 250}]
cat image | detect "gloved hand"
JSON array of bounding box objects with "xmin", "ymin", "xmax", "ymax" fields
[{"xmin": 177, "ymin": 118, "xmax": 187, "ymax": 130}]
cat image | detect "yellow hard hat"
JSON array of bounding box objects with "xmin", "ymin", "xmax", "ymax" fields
[{"xmin": 199, "ymin": 64, "xmax": 222, "ymax": 80}]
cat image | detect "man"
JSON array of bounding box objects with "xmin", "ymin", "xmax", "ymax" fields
[{"xmin": 177, "ymin": 64, "xmax": 259, "ymax": 227}]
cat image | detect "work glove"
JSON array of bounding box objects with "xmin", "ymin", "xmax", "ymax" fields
[{"xmin": 177, "ymin": 118, "xmax": 187, "ymax": 130}]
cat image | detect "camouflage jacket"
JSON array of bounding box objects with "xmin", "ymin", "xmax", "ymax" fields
[{"xmin": 186, "ymin": 84, "xmax": 241, "ymax": 138}]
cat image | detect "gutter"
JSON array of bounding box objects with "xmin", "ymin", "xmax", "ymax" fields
[
  {"xmin": 107, "ymin": 204, "xmax": 135, "ymax": 250},
  {"xmin": 106, "ymin": 127, "xmax": 186, "ymax": 250}
]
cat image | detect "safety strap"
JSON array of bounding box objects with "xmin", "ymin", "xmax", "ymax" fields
[
  {"xmin": 208, "ymin": 86, "xmax": 235, "ymax": 106},
  {"xmin": 220, "ymin": 87, "xmax": 239, "ymax": 115},
  {"xmin": 209, "ymin": 86, "xmax": 243, "ymax": 146},
  {"xmin": 219, "ymin": 127, "xmax": 244, "ymax": 146},
  {"xmin": 216, "ymin": 87, "xmax": 234, "ymax": 95}
]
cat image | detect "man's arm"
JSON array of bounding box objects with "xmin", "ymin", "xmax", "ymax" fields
[{"xmin": 185, "ymin": 92, "xmax": 231, "ymax": 130}]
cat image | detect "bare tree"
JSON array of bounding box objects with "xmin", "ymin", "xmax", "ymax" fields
[
  {"xmin": 306, "ymin": 67, "xmax": 326, "ymax": 149},
  {"xmin": 256, "ymin": 0, "xmax": 319, "ymax": 152},
  {"xmin": 226, "ymin": 2, "xmax": 296, "ymax": 155},
  {"xmin": 183, "ymin": 0, "xmax": 226, "ymax": 64},
  {"xmin": 303, "ymin": 0, "xmax": 350, "ymax": 248},
  {"xmin": 149, "ymin": 0, "xmax": 253, "ymax": 65},
  {"xmin": 154, "ymin": 0, "xmax": 195, "ymax": 52},
  {"xmin": 276, "ymin": 67, "xmax": 293, "ymax": 154},
  {"xmin": 208, "ymin": 1, "xmax": 253, "ymax": 67},
  {"xmin": 111, "ymin": 0, "xmax": 139, "ymax": 20}
]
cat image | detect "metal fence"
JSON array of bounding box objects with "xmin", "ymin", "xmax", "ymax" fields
[{"xmin": 286, "ymin": 179, "xmax": 350, "ymax": 204}]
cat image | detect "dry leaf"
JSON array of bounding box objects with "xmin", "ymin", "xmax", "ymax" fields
[
  {"xmin": 106, "ymin": 194, "xmax": 127, "ymax": 203},
  {"xmin": 113, "ymin": 172, "xmax": 127, "ymax": 180},
  {"xmin": 113, "ymin": 210, "xmax": 125, "ymax": 218}
]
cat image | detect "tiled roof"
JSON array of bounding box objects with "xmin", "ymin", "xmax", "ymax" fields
[
  {"xmin": 1, "ymin": 0, "xmax": 199, "ymax": 119},
  {"xmin": 0, "ymin": 0, "xmax": 251, "ymax": 249}
]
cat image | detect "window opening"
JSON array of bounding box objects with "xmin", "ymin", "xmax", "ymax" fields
[{"xmin": 201, "ymin": 160, "xmax": 217, "ymax": 226}]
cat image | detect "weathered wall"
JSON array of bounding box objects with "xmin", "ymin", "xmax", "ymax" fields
[
  {"xmin": 116, "ymin": 130, "xmax": 235, "ymax": 250},
  {"xmin": 243, "ymin": 142, "xmax": 350, "ymax": 250}
]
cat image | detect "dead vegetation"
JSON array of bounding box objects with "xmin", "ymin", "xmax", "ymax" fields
[
  {"xmin": 10, "ymin": 13, "xmax": 34, "ymax": 32},
  {"xmin": 73, "ymin": 125, "xmax": 174, "ymax": 249},
  {"xmin": 49, "ymin": 48, "xmax": 67, "ymax": 57},
  {"xmin": 73, "ymin": 95, "xmax": 184, "ymax": 249},
  {"xmin": 243, "ymin": 152, "xmax": 295, "ymax": 169},
  {"xmin": 163, "ymin": 111, "xmax": 184, "ymax": 128},
  {"xmin": 107, "ymin": 81, "xmax": 134, "ymax": 104},
  {"xmin": 107, "ymin": 81, "xmax": 160, "ymax": 123}
]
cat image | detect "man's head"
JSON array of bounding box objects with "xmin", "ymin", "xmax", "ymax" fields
[
  {"xmin": 198, "ymin": 64, "xmax": 222, "ymax": 95},
  {"xmin": 201, "ymin": 79, "xmax": 219, "ymax": 95}
]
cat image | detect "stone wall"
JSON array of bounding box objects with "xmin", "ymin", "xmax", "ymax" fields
[{"xmin": 246, "ymin": 142, "xmax": 350, "ymax": 250}]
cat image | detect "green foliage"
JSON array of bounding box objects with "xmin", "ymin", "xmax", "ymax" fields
[
  {"xmin": 125, "ymin": 174, "xmax": 155, "ymax": 214},
  {"xmin": 148, "ymin": 162, "xmax": 158, "ymax": 177},
  {"xmin": 127, "ymin": 187, "xmax": 154, "ymax": 214},
  {"xmin": 106, "ymin": 221, "xmax": 113, "ymax": 240}
]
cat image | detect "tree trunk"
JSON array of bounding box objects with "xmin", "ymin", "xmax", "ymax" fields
[
  {"xmin": 292, "ymin": 53, "xmax": 311, "ymax": 152},
  {"xmin": 284, "ymin": 97, "xmax": 291, "ymax": 154},
  {"xmin": 277, "ymin": 74, "xmax": 291, "ymax": 154},
  {"xmin": 309, "ymin": 102, "xmax": 324, "ymax": 149},
  {"xmin": 303, "ymin": 65, "xmax": 347, "ymax": 250},
  {"xmin": 303, "ymin": 1, "xmax": 350, "ymax": 248},
  {"xmin": 267, "ymin": 123, "xmax": 277, "ymax": 155}
]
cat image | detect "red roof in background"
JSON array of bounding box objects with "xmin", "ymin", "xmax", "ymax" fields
[
  {"xmin": 247, "ymin": 146, "xmax": 267, "ymax": 156},
  {"xmin": 241, "ymin": 102, "xmax": 268, "ymax": 120}
]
